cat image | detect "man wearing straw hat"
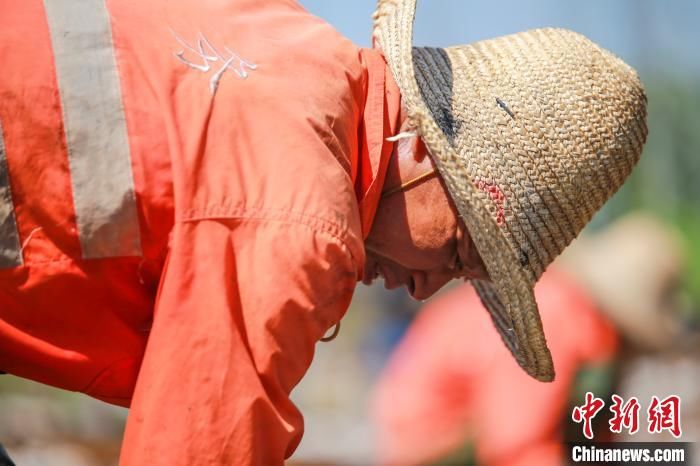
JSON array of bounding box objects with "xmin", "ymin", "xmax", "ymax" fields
[{"xmin": 0, "ymin": 0, "xmax": 645, "ymax": 464}]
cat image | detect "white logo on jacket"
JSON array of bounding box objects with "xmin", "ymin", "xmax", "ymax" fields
[{"xmin": 171, "ymin": 30, "xmax": 257, "ymax": 95}]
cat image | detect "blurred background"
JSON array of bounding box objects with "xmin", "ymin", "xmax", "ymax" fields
[{"xmin": 2, "ymin": 1, "xmax": 699, "ymax": 465}]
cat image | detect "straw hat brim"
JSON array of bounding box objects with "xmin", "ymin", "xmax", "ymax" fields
[{"xmin": 373, "ymin": 0, "xmax": 554, "ymax": 381}]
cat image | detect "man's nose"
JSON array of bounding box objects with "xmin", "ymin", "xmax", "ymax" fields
[{"xmin": 411, "ymin": 271, "xmax": 453, "ymax": 301}]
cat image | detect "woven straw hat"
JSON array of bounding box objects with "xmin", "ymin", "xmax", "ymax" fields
[{"xmin": 373, "ymin": 0, "xmax": 648, "ymax": 381}]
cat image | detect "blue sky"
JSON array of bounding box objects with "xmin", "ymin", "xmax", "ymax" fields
[{"xmin": 300, "ymin": 0, "xmax": 700, "ymax": 79}]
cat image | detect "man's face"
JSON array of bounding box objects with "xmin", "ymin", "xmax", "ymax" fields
[{"xmin": 364, "ymin": 137, "xmax": 489, "ymax": 300}]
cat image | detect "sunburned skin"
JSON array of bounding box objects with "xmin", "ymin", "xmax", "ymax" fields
[{"xmin": 363, "ymin": 113, "xmax": 490, "ymax": 300}]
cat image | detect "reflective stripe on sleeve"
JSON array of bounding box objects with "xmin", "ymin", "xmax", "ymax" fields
[
  {"xmin": 44, "ymin": 0, "xmax": 142, "ymax": 259},
  {"xmin": 0, "ymin": 120, "xmax": 22, "ymax": 268}
]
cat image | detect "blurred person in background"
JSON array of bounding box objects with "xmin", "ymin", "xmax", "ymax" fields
[
  {"xmin": 559, "ymin": 213, "xmax": 700, "ymax": 446},
  {"xmin": 0, "ymin": 0, "xmax": 646, "ymax": 464},
  {"xmin": 371, "ymin": 213, "xmax": 690, "ymax": 466}
]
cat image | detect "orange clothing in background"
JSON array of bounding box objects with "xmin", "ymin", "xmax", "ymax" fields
[
  {"xmin": 372, "ymin": 269, "xmax": 619, "ymax": 466},
  {"xmin": 0, "ymin": 1, "xmax": 400, "ymax": 465}
]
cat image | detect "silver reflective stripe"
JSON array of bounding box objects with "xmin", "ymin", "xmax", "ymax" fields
[
  {"xmin": 44, "ymin": 0, "xmax": 142, "ymax": 258},
  {"xmin": 0, "ymin": 120, "xmax": 23, "ymax": 268}
]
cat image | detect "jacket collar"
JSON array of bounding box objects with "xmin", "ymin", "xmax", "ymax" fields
[{"xmin": 355, "ymin": 48, "xmax": 402, "ymax": 239}]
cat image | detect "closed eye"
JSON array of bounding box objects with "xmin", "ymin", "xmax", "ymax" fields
[{"xmin": 453, "ymin": 253, "xmax": 464, "ymax": 274}]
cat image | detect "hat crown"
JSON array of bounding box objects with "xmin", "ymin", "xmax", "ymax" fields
[{"xmin": 412, "ymin": 29, "xmax": 647, "ymax": 280}]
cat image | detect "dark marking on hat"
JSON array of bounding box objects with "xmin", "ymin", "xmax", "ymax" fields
[
  {"xmin": 496, "ymin": 97, "xmax": 515, "ymax": 119},
  {"xmin": 518, "ymin": 249, "xmax": 529, "ymax": 267},
  {"xmin": 412, "ymin": 47, "xmax": 461, "ymax": 144}
]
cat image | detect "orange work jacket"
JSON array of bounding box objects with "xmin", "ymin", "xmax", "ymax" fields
[{"xmin": 0, "ymin": 1, "xmax": 400, "ymax": 464}]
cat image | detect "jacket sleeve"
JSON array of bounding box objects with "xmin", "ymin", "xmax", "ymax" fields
[{"xmin": 119, "ymin": 217, "xmax": 358, "ymax": 466}]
